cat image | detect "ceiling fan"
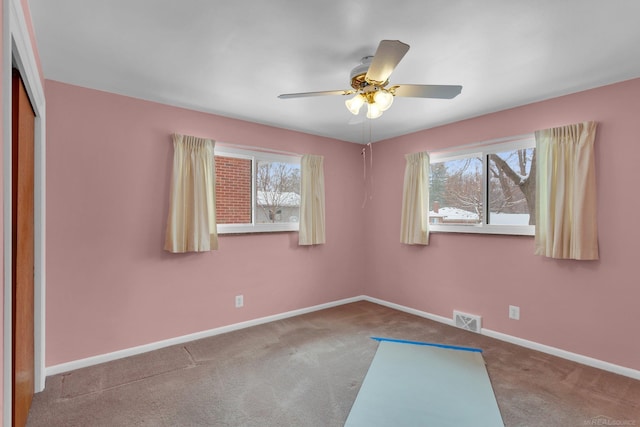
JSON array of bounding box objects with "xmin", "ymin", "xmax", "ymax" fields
[{"xmin": 278, "ymin": 40, "xmax": 462, "ymax": 119}]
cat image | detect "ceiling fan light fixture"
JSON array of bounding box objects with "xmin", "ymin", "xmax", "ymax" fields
[
  {"xmin": 278, "ymin": 40, "xmax": 463, "ymax": 124},
  {"xmin": 345, "ymin": 94, "xmax": 366, "ymax": 115},
  {"xmin": 374, "ymin": 89, "xmax": 394, "ymax": 111},
  {"xmin": 366, "ymin": 102, "xmax": 383, "ymax": 119}
]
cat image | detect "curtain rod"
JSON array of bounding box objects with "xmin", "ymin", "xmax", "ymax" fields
[
  {"xmin": 427, "ymin": 132, "xmax": 534, "ymax": 155},
  {"xmin": 172, "ymin": 132, "xmax": 302, "ymax": 157},
  {"xmin": 216, "ymin": 142, "xmax": 302, "ymax": 158}
]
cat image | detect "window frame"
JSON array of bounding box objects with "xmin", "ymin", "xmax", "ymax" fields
[
  {"xmin": 214, "ymin": 145, "xmax": 301, "ymax": 234},
  {"xmin": 429, "ymin": 135, "xmax": 536, "ymax": 236}
]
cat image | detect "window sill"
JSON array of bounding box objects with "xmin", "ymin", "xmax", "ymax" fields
[
  {"xmin": 429, "ymin": 224, "xmax": 534, "ymax": 236},
  {"xmin": 217, "ymin": 223, "xmax": 299, "ymax": 234}
]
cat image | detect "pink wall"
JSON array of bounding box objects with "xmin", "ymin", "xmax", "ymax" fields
[
  {"xmin": 45, "ymin": 78, "xmax": 640, "ymax": 372},
  {"xmin": 366, "ymin": 78, "xmax": 640, "ymax": 370},
  {"xmin": 45, "ymin": 81, "xmax": 367, "ymax": 365}
]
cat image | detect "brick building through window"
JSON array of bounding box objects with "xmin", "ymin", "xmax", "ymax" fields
[{"xmin": 215, "ymin": 156, "xmax": 252, "ymax": 224}]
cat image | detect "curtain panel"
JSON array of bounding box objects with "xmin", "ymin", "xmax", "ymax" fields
[
  {"xmin": 164, "ymin": 133, "xmax": 218, "ymax": 253},
  {"xmin": 400, "ymin": 151, "xmax": 430, "ymax": 245},
  {"xmin": 299, "ymin": 154, "xmax": 326, "ymax": 245},
  {"xmin": 535, "ymin": 121, "xmax": 598, "ymax": 260}
]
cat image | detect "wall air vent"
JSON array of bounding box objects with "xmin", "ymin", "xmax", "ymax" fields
[{"xmin": 453, "ymin": 310, "xmax": 482, "ymax": 333}]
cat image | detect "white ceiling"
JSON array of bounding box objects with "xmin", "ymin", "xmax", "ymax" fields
[{"xmin": 27, "ymin": 0, "xmax": 640, "ymax": 144}]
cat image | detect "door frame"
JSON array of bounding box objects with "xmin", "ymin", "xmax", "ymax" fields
[{"xmin": 3, "ymin": 0, "xmax": 46, "ymax": 424}]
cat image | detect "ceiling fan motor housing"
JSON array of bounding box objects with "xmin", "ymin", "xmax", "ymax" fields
[{"xmin": 350, "ymin": 56, "xmax": 385, "ymax": 90}]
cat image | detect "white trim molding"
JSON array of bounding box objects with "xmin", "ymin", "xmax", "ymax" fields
[
  {"xmin": 363, "ymin": 296, "xmax": 455, "ymax": 326},
  {"xmin": 480, "ymin": 328, "xmax": 640, "ymax": 381},
  {"xmin": 3, "ymin": 0, "xmax": 47, "ymax": 425},
  {"xmin": 46, "ymin": 296, "xmax": 640, "ymax": 382},
  {"xmin": 46, "ymin": 296, "xmax": 362, "ymax": 376},
  {"xmin": 363, "ymin": 296, "xmax": 640, "ymax": 381}
]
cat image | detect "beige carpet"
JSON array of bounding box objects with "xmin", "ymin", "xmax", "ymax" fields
[{"xmin": 27, "ymin": 301, "xmax": 640, "ymax": 426}]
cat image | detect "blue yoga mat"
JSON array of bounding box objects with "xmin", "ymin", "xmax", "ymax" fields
[{"xmin": 344, "ymin": 338, "xmax": 504, "ymax": 427}]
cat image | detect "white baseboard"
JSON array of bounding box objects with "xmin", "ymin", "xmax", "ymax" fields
[
  {"xmin": 45, "ymin": 296, "xmax": 362, "ymax": 376},
  {"xmin": 480, "ymin": 328, "xmax": 640, "ymax": 381},
  {"xmin": 363, "ymin": 296, "xmax": 455, "ymax": 326},
  {"xmin": 46, "ymin": 295, "xmax": 640, "ymax": 381},
  {"xmin": 364, "ymin": 296, "xmax": 640, "ymax": 381}
]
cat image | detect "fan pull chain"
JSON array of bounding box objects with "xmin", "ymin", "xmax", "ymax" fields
[
  {"xmin": 367, "ymin": 125, "xmax": 374, "ymax": 198},
  {"xmin": 361, "ymin": 146, "xmax": 368, "ymax": 208},
  {"xmin": 361, "ymin": 121, "xmax": 375, "ymax": 208},
  {"xmin": 366, "ymin": 120, "xmax": 374, "ymax": 203}
]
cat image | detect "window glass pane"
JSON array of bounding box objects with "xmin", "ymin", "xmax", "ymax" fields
[
  {"xmin": 429, "ymin": 156, "xmax": 482, "ymax": 225},
  {"xmin": 488, "ymin": 148, "xmax": 535, "ymax": 225},
  {"xmin": 255, "ymin": 160, "xmax": 301, "ymax": 224},
  {"xmin": 215, "ymin": 156, "xmax": 252, "ymax": 224}
]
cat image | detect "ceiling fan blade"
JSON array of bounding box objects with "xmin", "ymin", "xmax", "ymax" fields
[
  {"xmin": 278, "ymin": 89, "xmax": 352, "ymax": 99},
  {"xmin": 365, "ymin": 40, "xmax": 410, "ymax": 85},
  {"xmin": 392, "ymin": 84, "xmax": 462, "ymax": 99}
]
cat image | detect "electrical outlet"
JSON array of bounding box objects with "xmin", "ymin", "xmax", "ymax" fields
[
  {"xmin": 509, "ymin": 305, "xmax": 520, "ymax": 320},
  {"xmin": 235, "ymin": 295, "xmax": 244, "ymax": 308}
]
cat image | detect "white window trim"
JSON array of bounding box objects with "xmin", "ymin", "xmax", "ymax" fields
[
  {"xmin": 214, "ymin": 145, "xmax": 301, "ymax": 234},
  {"xmin": 429, "ymin": 135, "xmax": 535, "ymax": 236}
]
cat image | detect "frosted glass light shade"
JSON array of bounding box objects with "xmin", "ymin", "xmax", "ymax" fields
[
  {"xmin": 345, "ymin": 94, "xmax": 365, "ymax": 115},
  {"xmin": 367, "ymin": 102, "xmax": 383, "ymax": 119},
  {"xmin": 374, "ymin": 90, "xmax": 394, "ymax": 111}
]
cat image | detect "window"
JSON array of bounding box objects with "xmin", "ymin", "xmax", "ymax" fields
[
  {"xmin": 429, "ymin": 135, "xmax": 536, "ymax": 235},
  {"xmin": 214, "ymin": 145, "xmax": 301, "ymax": 233}
]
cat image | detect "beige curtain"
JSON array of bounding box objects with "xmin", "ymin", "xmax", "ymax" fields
[
  {"xmin": 299, "ymin": 154, "xmax": 326, "ymax": 245},
  {"xmin": 164, "ymin": 133, "xmax": 218, "ymax": 253},
  {"xmin": 400, "ymin": 151, "xmax": 430, "ymax": 245},
  {"xmin": 535, "ymin": 121, "xmax": 598, "ymax": 260}
]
